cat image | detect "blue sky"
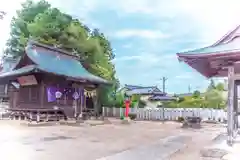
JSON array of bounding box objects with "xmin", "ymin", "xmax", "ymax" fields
[{"xmin": 0, "ymin": 0, "xmax": 239, "ymax": 93}]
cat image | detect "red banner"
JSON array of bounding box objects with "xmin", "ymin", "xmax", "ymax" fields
[{"xmin": 124, "ymin": 100, "xmax": 130, "ymax": 117}]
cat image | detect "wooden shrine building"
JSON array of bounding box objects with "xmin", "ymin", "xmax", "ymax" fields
[
  {"xmin": 0, "ymin": 41, "xmax": 110, "ymax": 121},
  {"xmin": 0, "ymin": 57, "xmax": 18, "ymax": 102},
  {"xmin": 177, "ymin": 25, "xmax": 240, "ymax": 145}
]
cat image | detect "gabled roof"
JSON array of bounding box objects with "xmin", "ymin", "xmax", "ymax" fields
[
  {"xmin": 149, "ymin": 95, "xmax": 176, "ymax": 101},
  {"xmin": 125, "ymin": 85, "xmax": 164, "ymax": 96},
  {"xmin": 212, "ymin": 25, "xmax": 240, "ymax": 46},
  {"xmin": 178, "ymin": 25, "xmax": 240, "ymax": 56},
  {"xmin": 178, "ymin": 36, "xmax": 240, "ymax": 56},
  {"xmin": 174, "ymin": 93, "xmax": 193, "ymax": 97},
  {"xmin": 0, "ymin": 65, "xmax": 36, "ymax": 78},
  {"xmin": 0, "ymin": 41, "xmax": 110, "ymax": 84},
  {"xmin": 177, "ymin": 25, "xmax": 240, "ymax": 78},
  {"xmin": 124, "ymin": 84, "xmax": 144, "ymax": 90},
  {"xmin": 173, "ymin": 93, "xmax": 204, "ymax": 97}
]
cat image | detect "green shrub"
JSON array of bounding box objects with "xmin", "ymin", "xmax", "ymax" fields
[
  {"xmin": 138, "ymin": 100, "xmax": 146, "ymax": 108},
  {"xmin": 177, "ymin": 116, "xmax": 185, "ymax": 122},
  {"xmin": 128, "ymin": 113, "xmax": 137, "ymax": 120}
]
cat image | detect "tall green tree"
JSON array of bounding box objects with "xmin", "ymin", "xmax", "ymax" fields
[
  {"xmin": 204, "ymin": 81, "xmax": 226, "ymax": 109},
  {"xmin": 5, "ymin": 0, "xmax": 119, "ymax": 104},
  {"xmin": 207, "ymin": 79, "xmax": 216, "ymax": 91},
  {"xmin": 215, "ymin": 82, "xmax": 225, "ymax": 91},
  {"xmin": 5, "ymin": 0, "xmax": 51, "ymax": 57},
  {"xmin": 204, "ymin": 89, "xmax": 225, "ymax": 109},
  {"xmin": 192, "ymin": 90, "xmax": 201, "ymax": 98}
]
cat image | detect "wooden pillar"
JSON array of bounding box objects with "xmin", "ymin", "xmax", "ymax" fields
[
  {"xmin": 9, "ymin": 85, "xmax": 14, "ymax": 108},
  {"xmin": 79, "ymin": 86, "xmax": 83, "ymax": 117},
  {"xmin": 13, "ymin": 91, "xmax": 19, "ymax": 108},
  {"xmin": 227, "ymin": 66, "xmax": 235, "ymax": 145},
  {"xmin": 4, "ymin": 84, "xmax": 8, "ymax": 95},
  {"xmin": 73, "ymin": 87, "xmax": 78, "ymax": 118},
  {"xmin": 234, "ymin": 81, "xmax": 238, "ymax": 134},
  {"xmin": 93, "ymin": 87, "xmax": 99, "ymax": 118},
  {"xmin": 84, "ymin": 89, "xmax": 87, "ymax": 109},
  {"xmin": 40, "ymin": 81, "xmax": 45, "ymax": 108}
]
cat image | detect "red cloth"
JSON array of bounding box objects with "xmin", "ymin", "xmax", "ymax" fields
[{"xmin": 125, "ymin": 100, "xmax": 130, "ymax": 117}]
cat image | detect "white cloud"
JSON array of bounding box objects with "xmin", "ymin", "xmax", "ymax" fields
[
  {"xmin": 49, "ymin": 0, "xmax": 100, "ymax": 29},
  {"xmin": 115, "ymin": 53, "xmax": 174, "ymax": 63},
  {"xmin": 0, "ymin": 0, "xmax": 235, "ymax": 93},
  {"xmin": 114, "ymin": 29, "xmax": 169, "ymax": 39},
  {"xmin": 175, "ymin": 74, "xmax": 192, "ymax": 79},
  {"xmin": 50, "ymin": 0, "xmax": 234, "ymax": 92},
  {"xmin": 2, "ymin": 0, "xmax": 240, "ymax": 50},
  {"xmin": 122, "ymin": 44, "xmax": 132, "ymax": 49},
  {"xmin": 75, "ymin": 0, "xmax": 240, "ymax": 44},
  {"xmin": 115, "ymin": 53, "xmax": 177, "ymax": 72},
  {"xmin": 114, "ymin": 55, "xmax": 142, "ymax": 61}
]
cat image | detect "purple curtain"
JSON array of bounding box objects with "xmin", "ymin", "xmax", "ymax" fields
[
  {"xmin": 46, "ymin": 86, "xmax": 84, "ymax": 103},
  {"xmin": 64, "ymin": 88, "xmax": 74, "ymax": 97},
  {"xmin": 46, "ymin": 86, "xmax": 58, "ymax": 102}
]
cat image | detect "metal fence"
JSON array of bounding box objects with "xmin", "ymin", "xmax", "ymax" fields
[{"xmin": 103, "ymin": 107, "xmax": 228, "ymax": 122}]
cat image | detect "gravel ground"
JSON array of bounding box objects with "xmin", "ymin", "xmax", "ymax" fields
[{"xmin": 0, "ymin": 120, "xmax": 224, "ymax": 160}]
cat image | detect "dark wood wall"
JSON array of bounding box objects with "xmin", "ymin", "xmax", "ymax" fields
[
  {"xmin": 9, "ymin": 73, "xmax": 97, "ymax": 118},
  {"xmin": 0, "ymin": 84, "xmax": 8, "ymax": 99},
  {"xmin": 7, "ymin": 71, "xmax": 101, "ymax": 118}
]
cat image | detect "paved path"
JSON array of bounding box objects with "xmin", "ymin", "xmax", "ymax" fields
[
  {"xmin": 219, "ymin": 135, "xmax": 240, "ymax": 160},
  {"xmin": 97, "ymin": 135, "xmax": 190, "ymax": 160}
]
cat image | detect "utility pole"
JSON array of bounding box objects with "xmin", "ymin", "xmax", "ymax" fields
[
  {"xmin": 159, "ymin": 76, "xmax": 167, "ymax": 123},
  {"xmin": 160, "ymin": 77, "xmax": 168, "ymax": 94},
  {"xmin": 188, "ymin": 84, "xmax": 191, "ymax": 93}
]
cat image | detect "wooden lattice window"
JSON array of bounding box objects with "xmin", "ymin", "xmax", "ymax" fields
[
  {"xmin": 19, "ymin": 86, "xmax": 39, "ymax": 103},
  {"xmin": 19, "ymin": 87, "xmax": 29, "ymax": 103},
  {"xmin": 29, "ymin": 86, "xmax": 39, "ymax": 102}
]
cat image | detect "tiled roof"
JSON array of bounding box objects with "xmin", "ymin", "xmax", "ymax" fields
[
  {"xmin": 176, "ymin": 25, "xmax": 240, "ymax": 78},
  {"xmin": 178, "ymin": 25, "xmax": 240, "ymax": 56},
  {"xmin": 212, "ymin": 25, "xmax": 240, "ymax": 46},
  {"xmin": 125, "ymin": 86, "xmax": 164, "ymax": 95},
  {"xmin": 172, "ymin": 93, "xmax": 204, "ymax": 97},
  {"xmin": 0, "ymin": 41, "xmax": 110, "ymax": 85},
  {"xmin": 149, "ymin": 95, "xmax": 176, "ymax": 101},
  {"xmin": 0, "ymin": 65, "xmax": 36, "ymax": 78},
  {"xmin": 124, "ymin": 84, "xmax": 144, "ymax": 90},
  {"xmin": 179, "ymin": 36, "xmax": 240, "ymax": 55},
  {"xmin": 175, "ymin": 93, "xmax": 193, "ymax": 97}
]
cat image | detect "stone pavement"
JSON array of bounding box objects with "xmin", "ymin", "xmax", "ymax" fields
[
  {"xmin": 200, "ymin": 134, "xmax": 240, "ymax": 160},
  {"xmin": 222, "ymin": 137, "xmax": 240, "ymax": 160},
  {"xmin": 97, "ymin": 135, "xmax": 189, "ymax": 160}
]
